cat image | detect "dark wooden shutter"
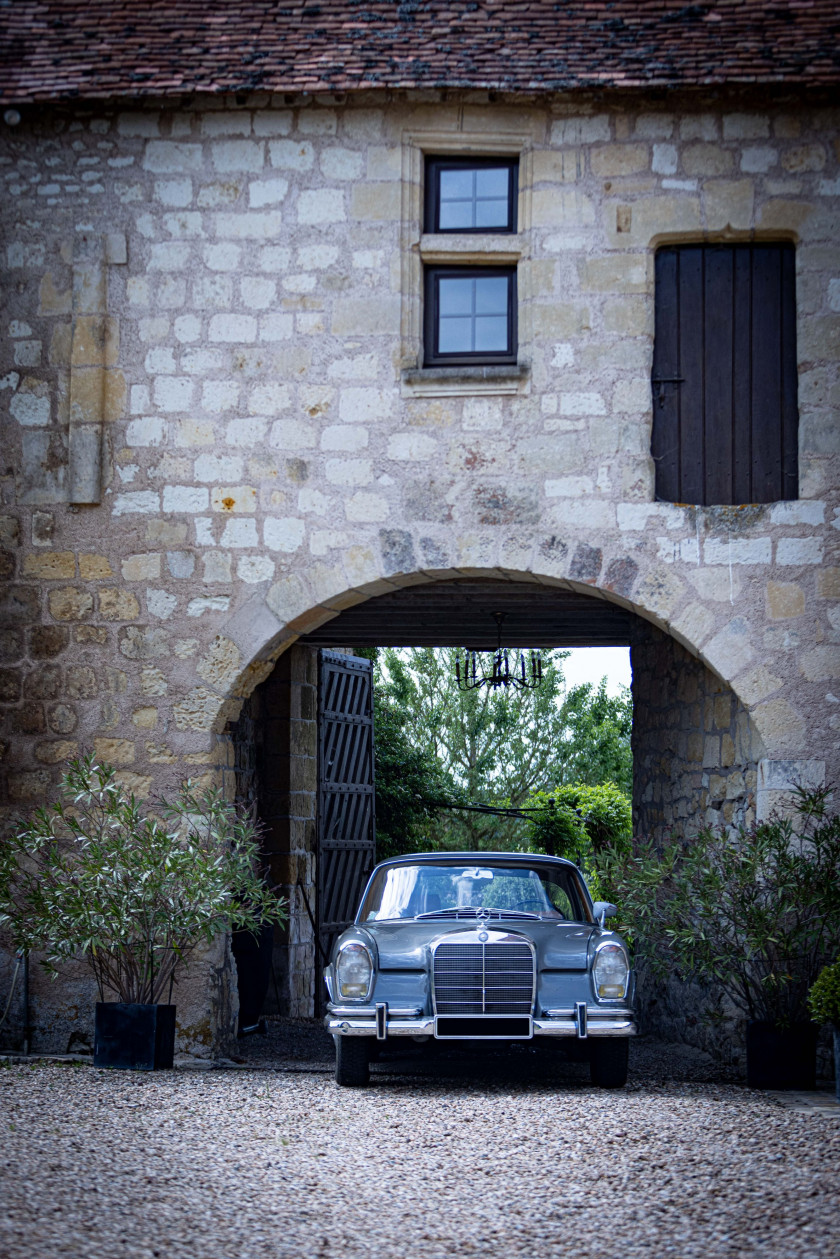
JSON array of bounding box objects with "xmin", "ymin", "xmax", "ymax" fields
[
  {"xmin": 652, "ymin": 244, "xmax": 798, "ymax": 506},
  {"xmin": 316, "ymin": 651, "xmax": 376, "ymax": 998}
]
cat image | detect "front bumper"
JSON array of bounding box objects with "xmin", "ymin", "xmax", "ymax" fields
[{"xmin": 325, "ymin": 1004, "xmax": 637, "ymax": 1040}]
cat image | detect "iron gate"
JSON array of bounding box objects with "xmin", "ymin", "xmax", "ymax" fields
[{"xmin": 316, "ymin": 651, "xmax": 376, "ymax": 1001}]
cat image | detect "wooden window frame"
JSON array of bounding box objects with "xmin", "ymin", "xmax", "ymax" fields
[
  {"xmin": 424, "ymin": 156, "xmax": 519, "ymax": 235},
  {"xmin": 423, "ymin": 264, "xmax": 518, "ymax": 368}
]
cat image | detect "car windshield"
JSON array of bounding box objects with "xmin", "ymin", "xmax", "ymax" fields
[{"xmin": 359, "ymin": 861, "xmax": 590, "ymax": 923}]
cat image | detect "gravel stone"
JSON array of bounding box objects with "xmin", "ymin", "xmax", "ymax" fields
[{"xmin": 1, "ymin": 1025, "xmax": 838, "ymax": 1259}]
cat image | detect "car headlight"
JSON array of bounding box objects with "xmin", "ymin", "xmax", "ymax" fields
[
  {"xmin": 593, "ymin": 943, "xmax": 629, "ymax": 1000},
  {"xmin": 336, "ymin": 943, "xmax": 373, "ymax": 1000}
]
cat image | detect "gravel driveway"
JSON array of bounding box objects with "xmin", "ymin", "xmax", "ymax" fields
[{"xmin": 2, "ymin": 1025, "xmax": 838, "ymax": 1259}]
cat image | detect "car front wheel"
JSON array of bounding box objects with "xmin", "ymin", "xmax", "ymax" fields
[
  {"xmin": 589, "ymin": 1038, "xmax": 629, "ymax": 1089},
  {"xmin": 334, "ymin": 1035, "xmax": 370, "ymax": 1087}
]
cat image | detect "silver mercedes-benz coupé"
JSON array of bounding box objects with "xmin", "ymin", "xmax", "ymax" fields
[{"xmin": 324, "ymin": 852, "xmax": 636, "ymax": 1087}]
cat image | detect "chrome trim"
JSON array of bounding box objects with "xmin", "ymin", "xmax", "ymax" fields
[
  {"xmin": 431, "ymin": 929, "xmax": 536, "ymax": 1017},
  {"xmin": 375, "ymin": 1002, "xmax": 388, "ymax": 1041},
  {"xmin": 575, "ymin": 1000, "xmax": 588, "ymax": 1039},
  {"xmin": 326, "ymin": 1016, "xmax": 436, "ymax": 1037},
  {"xmin": 327, "ymin": 1005, "xmax": 422, "ymax": 1018},
  {"xmin": 326, "ymin": 1013, "xmax": 637, "ymax": 1038}
]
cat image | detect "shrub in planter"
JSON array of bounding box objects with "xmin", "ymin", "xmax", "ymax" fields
[
  {"xmin": 808, "ymin": 958, "xmax": 840, "ymax": 1101},
  {"xmin": 0, "ymin": 756, "xmax": 287, "ymax": 1069},
  {"xmin": 596, "ymin": 786, "xmax": 840, "ymax": 1088}
]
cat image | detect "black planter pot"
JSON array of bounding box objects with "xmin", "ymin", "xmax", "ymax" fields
[
  {"xmin": 93, "ymin": 1003, "xmax": 176, "ymax": 1071},
  {"xmin": 745, "ymin": 1020, "xmax": 817, "ymax": 1090}
]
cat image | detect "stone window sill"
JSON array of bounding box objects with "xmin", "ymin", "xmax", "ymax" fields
[{"xmin": 401, "ymin": 361, "xmax": 530, "ymax": 397}]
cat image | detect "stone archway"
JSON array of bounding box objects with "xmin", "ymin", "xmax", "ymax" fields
[{"xmin": 223, "ymin": 570, "xmax": 767, "ymax": 1023}]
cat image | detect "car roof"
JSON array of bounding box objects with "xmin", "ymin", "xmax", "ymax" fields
[{"xmin": 373, "ymin": 852, "xmax": 580, "ymax": 872}]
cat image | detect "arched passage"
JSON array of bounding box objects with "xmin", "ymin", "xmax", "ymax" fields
[{"xmin": 224, "ymin": 573, "xmax": 765, "ymax": 1022}]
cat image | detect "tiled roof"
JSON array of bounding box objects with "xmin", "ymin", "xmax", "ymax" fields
[{"xmin": 1, "ymin": 0, "xmax": 839, "ymax": 104}]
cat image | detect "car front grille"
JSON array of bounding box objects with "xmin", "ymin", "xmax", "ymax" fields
[{"xmin": 433, "ymin": 939, "xmax": 535, "ymax": 1015}]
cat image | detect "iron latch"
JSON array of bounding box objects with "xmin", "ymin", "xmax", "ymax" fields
[{"xmin": 651, "ymin": 376, "xmax": 684, "ymax": 407}]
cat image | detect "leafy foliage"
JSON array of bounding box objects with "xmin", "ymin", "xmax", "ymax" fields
[
  {"xmin": 808, "ymin": 959, "xmax": 840, "ymax": 1027},
  {"xmin": 595, "ymin": 786, "xmax": 840, "ymax": 1028},
  {"xmin": 0, "ymin": 757, "xmax": 287, "ymax": 1005},
  {"xmin": 524, "ymin": 784, "xmax": 632, "ymax": 900},
  {"xmin": 375, "ymin": 646, "xmax": 631, "ymax": 849},
  {"xmin": 372, "ymin": 687, "xmax": 453, "ymax": 860}
]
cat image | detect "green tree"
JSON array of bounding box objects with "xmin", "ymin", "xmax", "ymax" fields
[{"xmin": 374, "ymin": 647, "xmax": 632, "ymax": 850}]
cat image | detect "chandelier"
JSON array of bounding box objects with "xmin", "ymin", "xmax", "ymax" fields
[{"xmin": 454, "ymin": 612, "xmax": 544, "ymax": 692}]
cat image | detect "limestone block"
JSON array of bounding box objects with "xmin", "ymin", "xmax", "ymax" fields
[
  {"xmin": 652, "ymin": 144, "xmax": 678, "ymax": 174},
  {"xmin": 49, "ymin": 587, "xmax": 93, "ymax": 621},
  {"xmin": 817, "ymin": 568, "xmax": 840, "ymax": 598},
  {"xmin": 733, "ymin": 664, "xmax": 783, "ymax": 706},
  {"xmin": 776, "ymin": 537, "xmax": 823, "ymax": 565},
  {"xmin": 144, "ymin": 142, "xmax": 203, "ymax": 173},
  {"xmin": 173, "ymin": 685, "xmax": 231, "ymax": 731},
  {"xmin": 782, "ymin": 144, "xmax": 826, "ymax": 173},
  {"xmin": 48, "ymin": 703, "xmax": 77, "ymax": 733},
  {"xmin": 751, "ymin": 698, "xmax": 805, "ymax": 753},
  {"xmin": 350, "ymin": 182, "xmax": 400, "ymax": 220},
  {"xmin": 196, "ymin": 637, "xmax": 243, "ymax": 692},
  {"xmin": 264, "ymin": 518, "xmax": 306, "ymax": 552},
  {"xmin": 121, "ymin": 553, "xmax": 161, "ymax": 581},
  {"xmin": 98, "ymin": 589, "xmax": 141, "ymax": 621},
  {"xmin": 800, "ymin": 647, "xmax": 840, "ymax": 682},
  {"xmin": 532, "ymin": 189, "xmax": 595, "ymax": 228},
  {"xmin": 211, "ymin": 141, "xmax": 265, "ymax": 172},
  {"xmin": 212, "ymin": 486, "xmax": 257, "ymax": 514},
  {"xmin": 704, "ymin": 537, "xmax": 771, "ymax": 565},
  {"xmin": 704, "ymin": 180, "xmax": 754, "ymax": 231},
  {"xmin": 766, "ymin": 581, "xmax": 805, "ymax": 619},
  {"xmin": 703, "ymin": 618, "xmax": 754, "ymax": 681},
  {"xmin": 162, "ymin": 486, "xmax": 209, "ymax": 513},
  {"xmin": 344, "ymin": 493, "xmax": 390, "ymax": 523},
  {"xmin": 23, "ymin": 552, "xmax": 75, "ymax": 579},
  {"xmin": 591, "ymin": 144, "xmax": 648, "ymax": 176},
  {"xmin": 215, "ymin": 212, "xmax": 283, "ymax": 239},
  {"xmin": 220, "ymin": 518, "xmax": 258, "ymax": 548},
  {"xmin": 683, "ymin": 144, "xmax": 734, "ymax": 176},
  {"xmin": 93, "ymin": 737, "xmax": 135, "ymax": 765},
  {"xmin": 253, "ymin": 112, "xmax": 292, "ymax": 136},
  {"xmin": 550, "ymin": 115, "xmax": 610, "ymax": 145},
  {"xmin": 119, "ymin": 626, "xmax": 170, "ymax": 659},
  {"xmin": 186, "ymin": 596, "xmax": 231, "ymax": 618}
]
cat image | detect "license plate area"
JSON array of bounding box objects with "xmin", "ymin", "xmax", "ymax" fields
[{"xmin": 435, "ymin": 1016, "xmax": 533, "ymax": 1040}]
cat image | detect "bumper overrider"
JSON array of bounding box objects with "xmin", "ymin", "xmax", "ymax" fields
[{"xmin": 325, "ymin": 1002, "xmax": 637, "ymax": 1041}]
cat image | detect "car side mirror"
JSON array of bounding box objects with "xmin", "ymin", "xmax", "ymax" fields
[{"xmin": 592, "ymin": 901, "xmax": 617, "ymax": 928}]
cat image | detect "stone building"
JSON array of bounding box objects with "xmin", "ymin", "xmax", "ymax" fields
[{"xmin": 0, "ymin": 1, "xmax": 838, "ymax": 1057}]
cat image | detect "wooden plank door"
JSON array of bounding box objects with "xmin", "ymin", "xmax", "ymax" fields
[
  {"xmin": 652, "ymin": 243, "xmax": 798, "ymax": 506},
  {"xmin": 316, "ymin": 651, "xmax": 376, "ymax": 1005}
]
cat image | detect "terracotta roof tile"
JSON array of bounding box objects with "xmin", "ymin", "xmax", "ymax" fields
[{"xmin": 1, "ymin": 0, "xmax": 839, "ymax": 104}]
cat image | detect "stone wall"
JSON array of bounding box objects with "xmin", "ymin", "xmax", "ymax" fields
[
  {"xmin": 632, "ymin": 618, "xmax": 766, "ymax": 842},
  {"xmin": 229, "ymin": 644, "xmax": 318, "ymax": 1018},
  {"xmin": 1, "ymin": 89, "xmax": 838, "ymax": 1049}
]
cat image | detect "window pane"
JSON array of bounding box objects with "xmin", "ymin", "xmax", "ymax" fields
[
  {"xmin": 475, "ymin": 199, "xmax": 509, "ymax": 228},
  {"xmin": 440, "ymin": 169, "xmax": 474, "ymax": 201},
  {"xmin": 438, "ymin": 277, "xmax": 474, "ymax": 316},
  {"xmin": 439, "ymin": 200, "xmax": 474, "ymax": 230},
  {"xmin": 476, "ymin": 167, "xmax": 509, "ymax": 199},
  {"xmin": 438, "ymin": 316, "xmax": 474, "ymax": 353},
  {"xmin": 475, "ymin": 275, "xmax": 509, "ymax": 314},
  {"xmin": 474, "ymin": 316, "xmax": 509, "ymax": 352}
]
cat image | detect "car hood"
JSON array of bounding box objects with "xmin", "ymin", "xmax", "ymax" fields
[{"xmin": 356, "ymin": 917, "xmax": 598, "ymax": 971}]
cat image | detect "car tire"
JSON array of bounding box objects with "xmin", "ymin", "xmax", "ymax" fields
[
  {"xmin": 334, "ymin": 1036, "xmax": 370, "ymax": 1087},
  {"xmin": 589, "ymin": 1038, "xmax": 629, "ymax": 1089}
]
